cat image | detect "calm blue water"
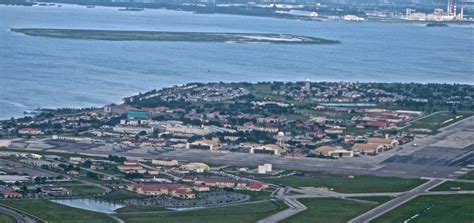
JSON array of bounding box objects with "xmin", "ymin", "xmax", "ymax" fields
[
  {"xmin": 51, "ymin": 198, "xmax": 124, "ymax": 213},
  {"xmin": 0, "ymin": 4, "xmax": 473, "ymax": 119}
]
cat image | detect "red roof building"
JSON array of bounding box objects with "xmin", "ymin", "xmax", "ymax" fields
[
  {"xmin": 246, "ymin": 181, "xmax": 269, "ymax": 191},
  {"xmin": 0, "ymin": 191, "xmax": 22, "ymax": 198},
  {"xmin": 366, "ymin": 121, "xmax": 389, "ymax": 129},
  {"xmin": 127, "ymin": 183, "xmax": 195, "ymax": 199}
]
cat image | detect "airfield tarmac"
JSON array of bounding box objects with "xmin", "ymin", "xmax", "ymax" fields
[{"xmin": 10, "ymin": 116, "xmax": 474, "ymax": 179}]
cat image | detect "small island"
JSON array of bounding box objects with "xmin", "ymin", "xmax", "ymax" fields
[{"xmin": 11, "ymin": 28, "xmax": 339, "ymax": 44}]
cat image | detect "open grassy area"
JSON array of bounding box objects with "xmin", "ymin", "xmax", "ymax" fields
[
  {"xmin": 0, "ymin": 200, "xmax": 115, "ymax": 223},
  {"xmin": 77, "ymin": 174, "xmax": 126, "ymax": 185},
  {"xmin": 236, "ymin": 190, "xmax": 273, "ymax": 201},
  {"xmin": 350, "ymin": 196, "xmax": 393, "ymax": 203},
  {"xmin": 260, "ymin": 175, "xmax": 426, "ymax": 193},
  {"xmin": 116, "ymin": 200, "xmax": 287, "ymax": 223},
  {"xmin": 373, "ymin": 195, "xmax": 474, "ymax": 223},
  {"xmin": 409, "ymin": 111, "xmax": 474, "ymax": 132},
  {"xmin": 283, "ymin": 198, "xmax": 378, "ymax": 223},
  {"xmin": 64, "ymin": 185, "xmax": 106, "ymax": 196},
  {"xmin": 461, "ymin": 171, "xmax": 474, "ymax": 180},
  {"xmin": 431, "ymin": 181, "xmax": 474, "ymax": 191},
  {"xmin": 0, "ymin": 213, "xmax": 16, "ymax": 223},
  {"xmin": 99, "ymin": 189, "xmax": 146, "ymax": 201},
  {"xmin": 49, "ymin": 181, "xmax": 83, "ymax": 186}
]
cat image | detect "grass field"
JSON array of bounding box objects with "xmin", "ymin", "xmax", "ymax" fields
[
  {"xmin": 236, "ymin": 190, "xmax": 273, "ymax": 201},
  {"xmin": 64, "ymin": 185, "xmax": 106, "ymax": 196},
  {"xmin": 283, "ymin": 198, "xmax": 378, "ymax": 223},
  {"xmin": 100, "ymin": 189, "xmax": 146, "ymax": 201},
  {"xmin": 350, "ymin": 196, "xmax": 393, "ymax": 203},
  {"xmin": 409, "ymin": 111, "xmax": 474, "ymax": 132},
  {"xmin": 260, "ymin": 175, "xmax": 426, "ymax": 193},
  {"xmin": 461, "ymin": 171, "xmax": 474, "ymax": 180},
  {"xmin": 116, "ymin": 200, "xmax": 287, "ymax": 223},
  {"xmin": 373, "ymin": 195, "xmax": 474, "ymax": 223},
  {"xmin": 0, "ymin": 200, "xmax": 115, "ymax": 223},
  {"xmin": 116, "ymin": 205, "xmax": 168, "ymax": 213},
  {"xmin": 0, "ymin": 213, "xmax": 16, "ymax": 223},
  {"xmin": 77, "ymin": 175, "xmax": 126, "ymax": 185},
  {"xmin": 431, "ymin": 181, "xmax": 474, "ymax": 191}
]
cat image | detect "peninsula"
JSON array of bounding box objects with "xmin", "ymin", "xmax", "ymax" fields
[{"xmin": 11, "ymin": 28, "xmax": 340, "ymax": 44}]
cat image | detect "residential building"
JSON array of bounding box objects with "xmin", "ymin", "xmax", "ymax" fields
[{"xmin": 127, "ymin": 183, "xmax": 195, "ymax": 199}]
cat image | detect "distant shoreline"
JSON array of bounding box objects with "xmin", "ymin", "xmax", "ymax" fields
[
  {"xmin": 2, "ymin": 81, "xmax": 473, "ymax": 121},
  {"xmin": 2, "ymin": 2, "xmax": 473, "ymax": 25},
  {"xmin": 11, "ymin": 28, "xmax": 340, "ymax": 44}
]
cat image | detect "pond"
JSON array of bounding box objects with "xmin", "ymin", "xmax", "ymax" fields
[{"xmin": 51, "ymin": 198, "xmax": 124, "ymax": 214}]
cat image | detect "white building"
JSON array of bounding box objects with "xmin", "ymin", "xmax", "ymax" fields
[
  {"xmin": 257, "ymin": 165, "xmax": 267, "ymax": 174},
  {"xmin": 263, "ymin": 163, "xmax": 272, "ymax": 172}
]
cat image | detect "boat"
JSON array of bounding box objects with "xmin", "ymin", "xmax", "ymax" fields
[
  {"xmin": 118, "ymin": 7, "xmax": 144, "ymax": 11},
  {"xmin": 426, "ymin": 23, "xmax": 448, "ymax": 27},
  {"xmin": 86, "ymin": 5, "xmax": 95, "ymax": 8}
]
